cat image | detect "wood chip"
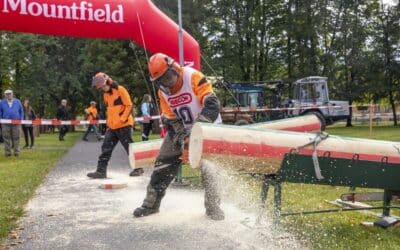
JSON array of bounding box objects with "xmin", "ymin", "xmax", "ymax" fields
[
  {"xmin": 9, "ymin": 232, "xmax": 19, "ymax": 239},
  {"xmin": 360, "ymin": 221, "xmax": 374, "ymax": 227}
]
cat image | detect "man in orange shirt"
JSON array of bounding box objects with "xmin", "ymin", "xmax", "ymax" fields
[
  {"xmin": 88, "ymin": 72, "xmax": 144, "ymax": 178},
  {"xmin": 133, "ymin": 53, "xmax": 224, "ymax": 220},
  {"xmin": 82, "ymin": 101, "xmax": 102, "ymax": 141}
]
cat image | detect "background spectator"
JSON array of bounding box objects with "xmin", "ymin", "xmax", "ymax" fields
[
  {"xmin": 56, "ymin": 99, "xmax": 69, "ymax": 141},
  {"xmin": 22, "ymin": 99, "xmax": 36, "ymax": 149},
  {"xmin": 0, "ymin": 89, "xmax": 24, "ymax": 157},
  {"xmin": 82, "ymin": 101, "xmax": 102, "ymax": 141},
  {"xmin": 139, "ymin": 94, "xmax": 154, "ymax": 141}
]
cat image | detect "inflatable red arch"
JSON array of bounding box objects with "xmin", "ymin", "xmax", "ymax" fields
[{"xmin": 0, "ymin": 0, "xmax": 200, "ymax": 69}]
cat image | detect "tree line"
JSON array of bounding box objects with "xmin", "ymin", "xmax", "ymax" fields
[{"xmin": 0, "ymin": 0, "xmax": 399, "ymax": 125}]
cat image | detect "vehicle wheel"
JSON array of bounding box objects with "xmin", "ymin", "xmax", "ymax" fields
[
  {"xmin": 306, "ymin": 111, "xmax": 326, "ymax": 131},
  {"xmin": 234, "ymin": 119, "xmax": 250, "ymax": 126}
]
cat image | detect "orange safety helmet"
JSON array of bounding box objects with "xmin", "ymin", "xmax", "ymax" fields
[
  {"xmin": 92, "ymin": 72, "xmax": 112, "ymax": 89},
  {"xmin": 148, "ymin": 53, "xmax": 180, "ymax": 82}
]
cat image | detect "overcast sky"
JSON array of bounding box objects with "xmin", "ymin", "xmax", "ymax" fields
[{"xmin": 382, "ymin": 0, "xmax": 398, "ymax": 5}]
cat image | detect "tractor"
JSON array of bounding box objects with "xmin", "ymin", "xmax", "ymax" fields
[{"xmin": 218, "ymin": 76, "xmax": 349, "ymax": 127}]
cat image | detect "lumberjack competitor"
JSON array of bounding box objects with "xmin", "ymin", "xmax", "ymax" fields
[{"xmin": 133, "ymin": 53, "xmax": 225, "ymax": 221}]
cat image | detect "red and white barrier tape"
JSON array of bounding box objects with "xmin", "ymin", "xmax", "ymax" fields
[
  {"xmin": 219, "ymin": 104, "xmax": 383, "ymax": 113},
  {"xmin": 0, "ymin": 104, "xmax": 383, "ymax": 125},
  {"xmin": 0, "ymin": 115, "xmax": 161, "ymax": 125},
  {"xmin": 220, "ymin": 105, "xmax": 346, "ymax": 113}
]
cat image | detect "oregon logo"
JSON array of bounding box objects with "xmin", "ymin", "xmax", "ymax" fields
[{"xmin": 168, "ymin": 93, "xmax": 192, "ymax": 108}]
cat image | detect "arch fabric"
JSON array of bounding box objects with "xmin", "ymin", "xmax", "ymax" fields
[{"xmin": 0, "ymin": 0, "xmax": 200, "ymax": 69}]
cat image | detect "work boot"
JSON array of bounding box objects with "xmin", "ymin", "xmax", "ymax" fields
[
  {"xmin": 129, "ymin": 168, "xmax": 144, "ymax": 177},
  {"xmin": 206, "ymin": 207, "xmax": 225, "ymax": 221},
  {"xmin": 133, "ymin": 206, "xmax": 159, "ymax": 217},
  {"xmin": 134, "ymin": 186, "xmax": 165, "ymax": 217},
  {"xmin": 87, "ymin": 171, "xmax": 106, "ymax": 179}
]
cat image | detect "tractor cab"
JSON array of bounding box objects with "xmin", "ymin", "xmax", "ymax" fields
[
  {"xmin": 293, "ymin": 76, "xmax": 329, "ymax": 104},
  {"xmin": 229, "ymin": 84, "xmax": 265, "ymax": 108},
  {"xmin": 291, "ymin": 76, "xmax": 349, "ymax": 124}
]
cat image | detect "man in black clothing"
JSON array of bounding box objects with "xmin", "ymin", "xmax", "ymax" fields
[
  {"xmin": 56, "ymin": 99, "xmax": 69, "ymax": 141},
  {"xmin": 98, "ymin": 107, "xmax": 107, "ymax": 136}
]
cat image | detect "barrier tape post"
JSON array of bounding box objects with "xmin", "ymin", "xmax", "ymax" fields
[{"xmin": 369, "ymin": 100, "xmax": 374, "ymax": 136}]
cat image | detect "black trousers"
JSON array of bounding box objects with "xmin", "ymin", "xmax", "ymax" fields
[
  {"xmin": 99, "ymin": 123, "xmax": 107, "ymax": 135},
  {"xmin": 141, "ymin": 122, "xmax": 152, "ymax": 141},
  {"xmin": 22, "ymin": 126, "xmax": 34, "ymax": 147},
  {"xmin": 141, "ymin": 133, "xmax": 221, "ymax": 211},
  {"xmin": 97, "ymin": 126, "xmax": 133, "ymax": 173},
  {"xmin": 142, "ymin": 133, "xmax": 182, "ymax": 209},
  {"xmin": 59, "ymin": 125, "xmax": 68, "ymax": 139}
]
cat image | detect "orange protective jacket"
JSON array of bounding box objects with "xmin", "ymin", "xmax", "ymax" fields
[
  {"xmin": 103, "ymin": 84, "xmax": 134, "ymax": 129},
  {"xmin": 86, "ymin": 106, "xmax": 98, "ymax": 121}
]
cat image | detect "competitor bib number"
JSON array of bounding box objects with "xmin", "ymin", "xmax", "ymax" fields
[{"xmin": 173, "ymin": 106, "xmax": 194, "ymax": 125}]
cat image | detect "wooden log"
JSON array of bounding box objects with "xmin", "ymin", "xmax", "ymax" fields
[
  {"xmin": 129, "ymin": 139, "xmax": 162, "ymax": 169},
  {"xmin": 129, "ymin": 114, "xmax": 322, "ymax": 170},
  {"xmin": 99, "ymin": 183, "xmax": 128, "ymax": 189},
  {"xmin": 189, "ymin": 123, "xmax": 400, "ymax": 174},
  {"xmin": 247, "ymin": 114, "xmax": 322, "ymax": 133}
]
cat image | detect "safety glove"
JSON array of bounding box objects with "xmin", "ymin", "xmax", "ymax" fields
[{"xmin": 195, "ymin": 114, "xmax": 213, "ymax": 123}]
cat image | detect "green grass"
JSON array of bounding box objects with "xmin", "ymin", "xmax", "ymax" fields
[
  {"xmin": 328, "ymin": 122, "xmax": 400, "ymax": 141},
  {"xmin": 32, "ymin": 133, "xmax": 78, "ymax": 147},
  {"xmin": 279, "ymin": 183, "xmax": 400, "ymax": 250},
  {"xmin": 0, "ymin": 132, "xmax": 81, "ymax": 244},
  {"xmin": 132, "ymin": 127, "xmax": 160, "ymax": 142},
  {"xmin": 279, "ymin": 124, "xmax": 400, "ymax": 250}
]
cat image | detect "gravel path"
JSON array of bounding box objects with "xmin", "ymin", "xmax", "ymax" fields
[{"xmin": 6, "ymin": 138, "xmax": 305, "ymax": 250}]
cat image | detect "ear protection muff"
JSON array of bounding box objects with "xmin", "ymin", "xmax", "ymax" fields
[
  {"xmin": 103, "ymin": 73, "xmax": 110, "ymax": 85},
  {"xmin": 164, "ymin": 56, "xmax": 179, "ymax": 75}
]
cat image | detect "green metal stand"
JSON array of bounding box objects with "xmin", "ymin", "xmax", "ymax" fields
[
  {"xmin": 172, "ymin": 165, "xmax": 192, "ymax": 187},
  {"xmin": 175, "ymin": 165, "xmax": 183, "ymax": 184},
  {"xmin": 260, "ymin": 153, "xmax": 400, "ymax": 222}
]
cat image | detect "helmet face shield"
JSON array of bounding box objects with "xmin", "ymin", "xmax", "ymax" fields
[
  {"xmin": 155, "ymin": 69, "xmax": 177, "ymax": 88},
  {"xmin": 153, "ymin": 69, "xmax": 178, "ymax": 95}
]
